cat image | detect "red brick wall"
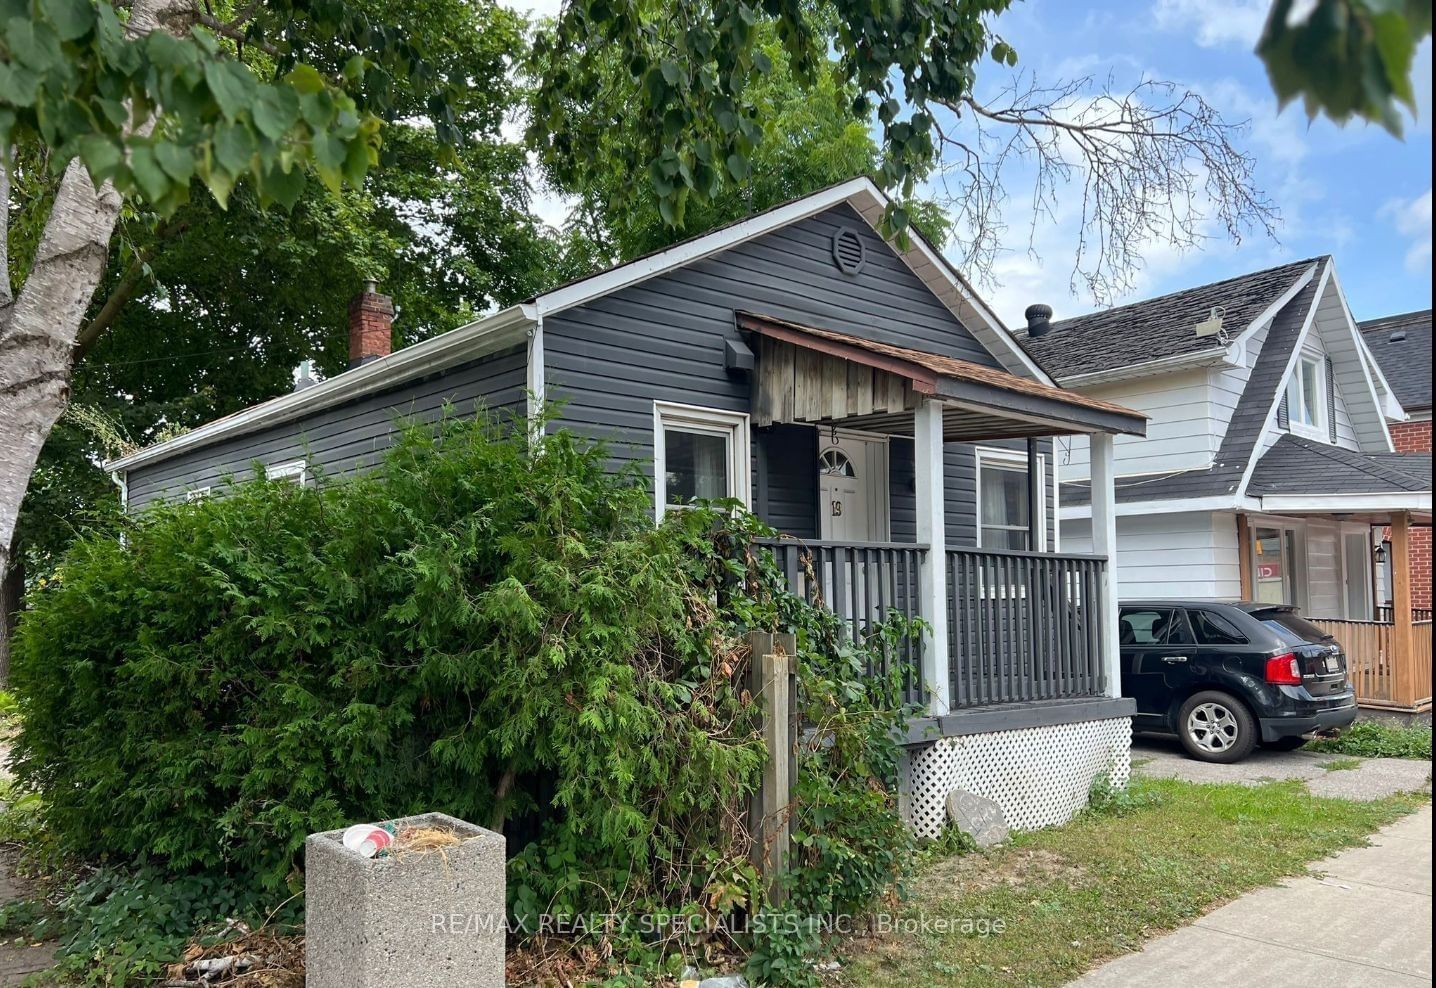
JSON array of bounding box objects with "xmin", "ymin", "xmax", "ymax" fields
[{"xmin": 1383, "ymin": 416, "xmax": 1431, "ymax": 611}]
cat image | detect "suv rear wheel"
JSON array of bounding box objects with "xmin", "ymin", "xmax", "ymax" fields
[{"xmin": 1177, "ymin": 690, "xmax": 1257, "ymax": 763}]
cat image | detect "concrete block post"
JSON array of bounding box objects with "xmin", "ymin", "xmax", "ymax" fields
[{"xmin": 306, "ymin": 812, "xmax": 507, "ymax": 988}]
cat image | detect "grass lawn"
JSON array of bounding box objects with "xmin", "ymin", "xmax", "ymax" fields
[{"xmin": 833, "ymin": 776, "xmax": 1427, "ymax": 988}]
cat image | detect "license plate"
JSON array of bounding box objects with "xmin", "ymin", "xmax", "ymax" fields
[{"xmin": 1324, "ymin": 656, "xmax": 1339, "ymax": 673}]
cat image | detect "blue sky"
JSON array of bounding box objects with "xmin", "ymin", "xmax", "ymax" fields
[
  {"xmin": 963, "ymin": 0, "xmax": 1433, "ymax": 327},
  {"xmin": 506, "ymin": 0, "xmax": 1432, "ymax": 327}
]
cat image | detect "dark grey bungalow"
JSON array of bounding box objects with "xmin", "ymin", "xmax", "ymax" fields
[{"xmin": 106, "ymin": 178, "xmax": 1147, "ymax": 836}]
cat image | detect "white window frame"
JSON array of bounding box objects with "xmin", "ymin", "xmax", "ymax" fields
[
  {"xmin": 1286, "ymin": 350, "xmax": 1327, "ymax": 440},
  {"xmin": 652, "ymin": 401, "xmax": 751, "ymax": 521},
  {"xmin": 975, "ymin": 446, "xmax": 1046, "ymax": 551},
  {"xmin": 184, "ymin": 487, "xmax": 211, "ymax": 502},
  {"xmin": 265, "ymin": 460, "xmax": 307, "ymax": 485}
]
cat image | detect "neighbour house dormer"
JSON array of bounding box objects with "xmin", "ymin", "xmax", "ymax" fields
[{"xmin": 1017, "ymin": 256, "xmax": 1415, "ymax": 515}]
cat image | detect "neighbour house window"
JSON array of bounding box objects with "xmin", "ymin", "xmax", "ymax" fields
[
  {"xmin": 1285, "ymin": 352, "xmax": 1326, "ymax": 437},
  {"xmin": 652, "ymin": 402, "xmax": 750, "ymax": 519},
  {"xmin": 1188, "ymin": 609, "xmax": 1249, "ymax": 646},
  {"xmin": 266, "ymin": 460, "xmax": 307, "ymax": 485},
  {"xmin": 977, "ymin": 448, "xmax": 1045, "ymax": 551},
  {"xmin": 184, "ymin": 487, "xmax": 211, "ymax": 502}
]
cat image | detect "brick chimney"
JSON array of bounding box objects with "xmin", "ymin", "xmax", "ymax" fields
[{"xmin": 348, "ymin": 279, "xmax": 394, "ymax": 368}]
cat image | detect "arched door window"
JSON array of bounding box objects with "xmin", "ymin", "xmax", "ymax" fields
[{"xmin": 819, "ymin": 448, "xmax": 855, "ymax": 477}]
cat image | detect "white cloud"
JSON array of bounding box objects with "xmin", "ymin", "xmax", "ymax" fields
[
  {"xmin": 1153, "ymin": 0, "xmax": 1267, "ymax": 50},
  {"xmin": 1382, "ymin": 189, "xmax": 1433, "ymax": 275}
]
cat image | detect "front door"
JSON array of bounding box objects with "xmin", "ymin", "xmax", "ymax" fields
[
  {"xmin": 818, "ymin": 432, "xmax": 888, "ymax": 542},
  {"xmin": 1342, "ymin": 531, "xmax": 1373, "ymax": 620}
]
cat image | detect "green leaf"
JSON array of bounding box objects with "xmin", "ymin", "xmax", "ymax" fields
[
  {"xmin": 213, "ymin": 122, "xmax": 256, "ymax": 174},
  {"xmin": 128, "ymin": 144, "xmax": 170, "ymax": 201},
  {"xmin": 77, "ymin": 134, "xmax": 123, "ymax": 181},
  {"xmin": 252, "ymin": 86, "xmax": 300, "ymax": 140},
  {"xmin": 204, "ymin": 61, "xmax": 257, "ymax": 121},
  {"xmin": 45, "ymin": 0, "xmax": 95, "ymax": 41},
  {"xmin": 285, "ymin": 64, "xmax": 327, "ymax": 95},
  {"xmin": 154, "ymin": 141, "xmax": 195, "ymax": 183}
]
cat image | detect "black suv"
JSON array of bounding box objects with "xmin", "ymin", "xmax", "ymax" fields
[{"xmin": 1119, "ymin": 601, "xmax": 1358, "ymax": 763}]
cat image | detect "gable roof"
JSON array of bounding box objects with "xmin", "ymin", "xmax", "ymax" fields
[
  {"xmin": 1360, "ymin": 309, "xmax": 1432, "ymax": 412},
  {"xmin": 1016, "ymin": 258, "xmax": 1322, "ymax": 381},
  {"xmin": 1061, "ymin": 270, "xmax": 1323, "ymax": 507},
  {"xmin": 107, "ymin": 178, "xmax": 1046, "ymax": 474},
  {"xmin": 1247, "ymin": 434, "xmax": 1430, "ymax": 496}
]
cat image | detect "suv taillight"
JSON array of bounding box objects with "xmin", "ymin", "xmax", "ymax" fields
[{"xmin": 1265, "ymin": 652, "xmax": 1302, "ymax": 685}]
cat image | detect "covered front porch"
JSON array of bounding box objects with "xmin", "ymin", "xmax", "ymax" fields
[
  {"xmin": 739, "ymin": 313, "xmax": 1148, "ymax": 737},
  {"xmin": 1237, "ymin": 508, "xmax": 1433, "ymax": 713},
  {"xmin": 1238, "ymin": 439, "xmax": 1432, "ymax": 713}
]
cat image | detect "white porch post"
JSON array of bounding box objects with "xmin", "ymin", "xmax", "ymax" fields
[
  {"xmin": 1089, "ymin": 433, "xmax": 1121, "ymax": 698},
  {"xmin": 914, "ymin": 398, "xmax": 950, "ymax": 714}
]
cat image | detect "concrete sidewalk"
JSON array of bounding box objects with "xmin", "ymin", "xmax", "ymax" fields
[{"xmin": 1069, "ymin": 804, "xmax": 1433, "ymax": 987}]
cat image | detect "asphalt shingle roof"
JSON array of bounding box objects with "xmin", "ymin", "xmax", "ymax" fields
[
  {"xmin": 1062, "ymin": 274, "xmax": 1320, "ymax": 506},
  {"xmin": 1016, "ymin": 258, "xmax": 1322, "ymax": 380},
  {"xmin": 1247, "ymin": 435, "xmax": 1431, "ymax": 496},
  {"xmin": 1359, "ymin": 310, "xmax": 1432, "ymax": 412}
]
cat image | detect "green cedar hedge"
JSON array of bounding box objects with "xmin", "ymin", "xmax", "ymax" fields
[{"xmin": 11, "ymin": 411, "xmax": 913, "ymax": 965}]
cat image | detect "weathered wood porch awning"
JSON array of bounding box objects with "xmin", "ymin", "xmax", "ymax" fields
[{"xmin": 739, "ymin": 312, "xmax": 1147, "ymax": 440}]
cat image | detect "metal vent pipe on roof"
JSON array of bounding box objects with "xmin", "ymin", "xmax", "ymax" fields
[{"xmin": 1025, "ymin": 303, "xmax": 1054, "ymax": 338}]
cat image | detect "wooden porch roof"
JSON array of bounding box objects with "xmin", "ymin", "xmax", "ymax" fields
[{"xmin": 738, "ymin": 312, "xmax": 1148, "ymax": 439}]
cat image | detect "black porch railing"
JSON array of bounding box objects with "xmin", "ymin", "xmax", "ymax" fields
[
  {"xmin": 757, "ymin": 539, "xmax": 927, "ymax": 706},
  {"xmin": 945, "ymin": 547, "xmax": 1107, "ymax": 708},
  {"xmin": 757, "ymin": 539, "xmax": 1110, "ymax": 711}
]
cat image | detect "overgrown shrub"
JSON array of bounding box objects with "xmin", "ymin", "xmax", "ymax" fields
[{"xmin": 11, "ymin": 411, "xmax": 915, "ymax": 982}]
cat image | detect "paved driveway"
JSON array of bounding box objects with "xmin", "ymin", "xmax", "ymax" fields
[
  {"xmin": 1069, "ymin": 804, "xmax": 1433, "ymax": 987},
  {"xmin": 1131, "ymin": 736, "xmax": 1433, "ymax": 800}
]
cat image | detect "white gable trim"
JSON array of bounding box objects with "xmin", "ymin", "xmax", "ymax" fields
[
  {"xmin": 1231, "ymin": 260, "xmax": 1331, "ymax": 500},
  {"xmin": 533, "ymin": 176, "xmax": 1054, "ymax": 384},
  {"xmin": 1325, "ymin": 268, "xmax": 1404, "ymax": 438},
  {"xmin": 1230, "ymin": 261, "xmax": 1321, "ymax": 349}
]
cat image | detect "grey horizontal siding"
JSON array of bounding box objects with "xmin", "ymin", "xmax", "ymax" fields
[
  {"xmin": 543, "ymin": 202, "xmax": 1003, "ymax": 536},
  {"xmin": 125, "ymin": 347, "xmax": 527, "ymax": 509}
]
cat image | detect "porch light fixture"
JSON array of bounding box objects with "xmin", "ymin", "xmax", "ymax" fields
[{"xmin": 1374, "ymin": 543, "xmax": 1388, "ymax": 565}]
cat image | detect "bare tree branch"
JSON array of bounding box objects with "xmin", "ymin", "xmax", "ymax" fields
[{"xmin": 931, "ymin": 73, "xmax": 1279, "ymax": 306}]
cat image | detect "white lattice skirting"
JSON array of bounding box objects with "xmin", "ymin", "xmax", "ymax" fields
[{"xmin": 904, "ymin": 716, "xmax": 1132, "ymax": 839}]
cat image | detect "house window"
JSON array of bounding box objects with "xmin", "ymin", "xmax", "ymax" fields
[
  {"xmin": 977, "ymin": 448, "xmax": 1045, "ymax": 550},
  {"xmin": 184, "ymin": 487, "xmax": 211, "ymax": 502},
  {"xmin": 652, "ymin": 402, "xmax": 750, "ymax": 519},
  {"xmin": 266, "ymin": 460, "xmax": 307, "ymax": 485},
  {"xmin": 1285, "ymin": 352, "xmax": 1326, "ymax": 437}
]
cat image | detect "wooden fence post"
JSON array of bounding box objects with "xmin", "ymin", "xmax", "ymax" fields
[
  {"xmin": 747, "ymin": 630, "xmax": 796, "ymax": 907},
  {"xmin": 1391, "ymin": 512, "xmax": 1415, "ymax": 707}
]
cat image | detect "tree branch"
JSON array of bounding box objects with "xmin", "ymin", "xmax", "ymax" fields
[
  {"xmin": 1, "ymin": 151, "xmax": 13, "ymax": 326},
  {"xmin": 930, "ymin": 73, "xmax": 1279, "ymax": 306},
  {"xmin": 74, "ymin": 219, "xmax": 189, "ymax": 358}
]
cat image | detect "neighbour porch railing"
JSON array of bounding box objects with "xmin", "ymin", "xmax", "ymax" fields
[
  {"xmin": 1375, "ymin": 605, "xmax": 1435, "ymax": 623},
  {"xmin": 757, "ymin": 539, "xmax": 928, "ymax": 705},
  {"xmin": 757, "ymin": 539, "xmax": 1110, "ymax": 711},
  {"xmin": 946, "ymin": 548, "xmax": 1107, "ymax": 708},
  {"xmin": 1310, "ymin": 617, "xmax": 1434, "ymax": 707}
]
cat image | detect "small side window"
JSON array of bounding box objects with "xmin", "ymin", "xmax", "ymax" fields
[
  {"xmin": 266, "ymin": 460, "xmax": 307, "ymax": 485},
  {"xmin": 1189, "ymin": 609, "xmax": 1249, "ymax": 646},
  {"xmin": 184, "ymin": 487, "xmax": 211, "ymax": 502}
]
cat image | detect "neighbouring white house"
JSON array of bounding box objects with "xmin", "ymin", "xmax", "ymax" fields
[{"xmin": 1017, "ymin": 256, "xmax": 1433, "ymax": 713}]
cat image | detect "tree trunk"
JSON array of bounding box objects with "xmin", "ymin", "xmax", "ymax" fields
[
  {"xmin": 0, "ymin": 0, "xmax": 190, "ymax": 599},
  {"xmin": 0, "ymin": 553, "xmax": 23, "ymax": 684}
]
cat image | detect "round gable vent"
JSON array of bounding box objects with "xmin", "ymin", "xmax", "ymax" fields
[{"xmin": 831, "ymin": 226, "xmax": 866, "ymax": 275}]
